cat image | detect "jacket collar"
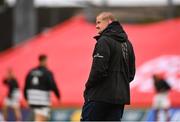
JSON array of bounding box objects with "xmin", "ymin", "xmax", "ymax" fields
[
  {"xmin": 94, "ymin": 21, "xmax": 127, "ymax": 43},
  {"xmin": 94, "ymin": 21, "xmax": 121, "ymax": 41}
]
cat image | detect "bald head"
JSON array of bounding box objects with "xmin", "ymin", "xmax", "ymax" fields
[
  {"xmin": 97, "ymin": 12, "xmax": 116, "ymax": 22},
  {"xmin": 96, "ymin": 12, "xmax": 116, "ymax": 34}
]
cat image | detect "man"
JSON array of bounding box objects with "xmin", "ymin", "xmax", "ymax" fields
[
  {"xmin": 2, "ymin": 68, "xmax": 22, "ymax": 121},
  {"xmin": 24, "ymin": 54, "xmax": 60, "ymax": 121},
  {"xmin": 81, "ymin": 12, "xmax": 136, "ymax": 121},
  {"xmin": 152, "ymin": 74, "xmax": 171, "ymax": 121}
]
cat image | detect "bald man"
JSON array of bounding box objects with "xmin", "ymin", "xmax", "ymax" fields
[{"xmin": 81, "ymin": 12, "xmax": 136, "ymax": 121}]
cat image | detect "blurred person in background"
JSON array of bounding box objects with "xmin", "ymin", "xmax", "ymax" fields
[
  {"xmin": 24, "ymin": 54, "xmax": 60, "ymax": 121},
  {"xmin": 81, "ymin": 12, "xmax": 136, "ymax": 121},
  {"xmin": 152, "ymin": 73, "xmax": 171, "ymax": 121},
  {"xmin": 2, "ymin": 68, "xmax": 22, "ymax": 121}
]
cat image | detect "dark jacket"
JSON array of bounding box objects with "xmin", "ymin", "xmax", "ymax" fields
[
  {"xmin": 24, "ymin": 66, "xmax": 60, "ymax": 107},
  {"xmin": 3, "ymin": 78, "xmax": 19, "ymax": 98},
  {"xmin": 154, "ymin": 79, "xmax": 171, "ymax": 93},
  {"xmin": 84, "ymin": 21, "xmax": 136, "ymax": 105}
]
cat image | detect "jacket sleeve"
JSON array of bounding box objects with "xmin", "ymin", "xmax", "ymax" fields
[
  {"xmin": 48, "ymin": 72, "xmax": 60, "ymax": 99},
  {"xmin": 128, "ymin": 41, "xmax": 136, "ymax": 82},
  {"xmin": 24, "ymin": 72, "xmax": 31, "ymax": 100},
  {"xmin": 85, "ymin": 38, "xmax": 110, "ymax": 89}
]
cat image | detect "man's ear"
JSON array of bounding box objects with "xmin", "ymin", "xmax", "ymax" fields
[{"xmin": 108, "ymin": 20, "xmax": 112, "ymax": 24}]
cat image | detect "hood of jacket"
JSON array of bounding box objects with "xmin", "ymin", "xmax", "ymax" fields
[{"xmin": 94, "ymin": 21, "xmax": 128, "ymax": 43}]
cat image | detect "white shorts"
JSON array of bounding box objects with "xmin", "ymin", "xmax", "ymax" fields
[
  {"xmin": 4, "ymin": 89, "xmax": 21, "ymax": 107},
  {"xmin": 153, "ymin": 92, "xmax": 171, "ymax": 109},
  {"xmin": 34, "ymin": 107, "xmax": 50, "ymax": 118}
]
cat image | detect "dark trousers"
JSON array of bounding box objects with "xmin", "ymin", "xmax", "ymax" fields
[{"xmin": 80, "ymin": 101, "xmax": 124, "ymax": 121}]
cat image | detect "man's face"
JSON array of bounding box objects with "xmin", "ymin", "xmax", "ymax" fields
[
  {"xmin": 96, "ymin": 16, "xmax": 109, "ymax": 34},
  {"xmin": 7, "ymin": 69, "xmax": 13, "ymax": 78},
  {"xmin": 40, "ymin": 59, "xmax": 47, "ymax": 66}
]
